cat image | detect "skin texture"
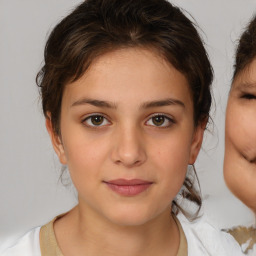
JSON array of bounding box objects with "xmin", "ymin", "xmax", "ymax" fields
[
  {"xmin": 46, "ymin": 47, "xmax": 205, "ymax": 256},
  {"xmin": 224, "ymin": 58, "xmax": 256, "ymax": 214}
]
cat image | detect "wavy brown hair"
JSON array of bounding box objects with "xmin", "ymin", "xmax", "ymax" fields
[
  {"xmin": 37, "ymin": 0, "xmax": 213, "ymax": 219},
  {"xmin": 233, "ymin": 15, "xmax": 256, "ymax": 80}
]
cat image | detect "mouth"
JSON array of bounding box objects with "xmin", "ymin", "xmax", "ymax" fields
[{"xmin": 103, "ymin": 179, "xmax": 153, "ymax": 196}]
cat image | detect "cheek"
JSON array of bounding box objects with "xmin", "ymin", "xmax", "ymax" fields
[
  {"xmin": 225, "ymin": 102, "xmax": 256, "ymax": 211},
  {"xmin": 61, "ymin": 130, "xmax": 110, "ymax": 181},
  {"xmin": 151, "ymin": 135, "xmax": 191, "ymax": 192},
  {"xmin": 154, "ymin": 130, "xmax": 192, "ymax": 165},
  {"xmin": 224, "ymin": 152, "xmax": 256, "ymax": 211},
  {"xmin": 226, "ymin": 105, "xmax": 256, "ymax": 158}
]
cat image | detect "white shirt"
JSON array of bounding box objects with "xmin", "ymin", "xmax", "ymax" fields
[
  {"xmin": 178, "ymin": 215, "xmax": 244, "ymax": 255},
  {"xmin": 1, "ymin": 216, "xmax": 244, "ymax": 256},
  {"xmin": 241, "ymin": 239, "xmax": 256, "ymax": 256},
  {"xmin": 1, "ymin": 227, "xmax": 41, "ymax": 256}
]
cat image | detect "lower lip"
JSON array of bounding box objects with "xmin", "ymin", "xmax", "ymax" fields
[{"xmin": 105, "ymin": 183, "xmax": 152, "ymax": 196}]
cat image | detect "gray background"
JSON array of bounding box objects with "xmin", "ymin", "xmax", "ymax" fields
[{"xmin": 1, "ymin": 0, "xmax": 256, "ymax": 251}]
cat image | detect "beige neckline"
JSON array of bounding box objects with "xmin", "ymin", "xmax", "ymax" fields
[
  {"xmin": 173, "ymin": 214, "xmax": 188, "ymax": 256},
  {"xmin": 40, "ymin": 215, "xmax": 64, "ymax": 256},
  {"xmin": 40, "ymin": 214, "xmax": 188, "ymax": 256},
  {"xmin": 225, "ymin": 226, "xmax": 256, "ymax": 254}
]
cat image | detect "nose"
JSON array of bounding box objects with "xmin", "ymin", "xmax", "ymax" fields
[{"xmin": 111, "ymin": 125, "xmax": 147, "ymax": 168}]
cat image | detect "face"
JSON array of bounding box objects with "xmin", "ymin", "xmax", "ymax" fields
[
  {"xmin": 47, "ymin": 48, "xmax": 204, "ymax": 226},
  {"xmin": 224, "ymin": 58, "xmax": 256, "ymax": 213}
]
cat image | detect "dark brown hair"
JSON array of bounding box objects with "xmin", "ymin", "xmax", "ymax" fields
[
  {"xmin": 37, "ymin": 0, "xmax": 213, "ymax": 219},
  {"xmin": 233, "ymin": 15, "xmax": 256, "ymax": 80}
]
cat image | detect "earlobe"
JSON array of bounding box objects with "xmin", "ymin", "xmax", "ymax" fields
[
  {"xmin": 45, "ymin": 115, "xmax": 67, "ymax": 165},
  {"xmin": 189, "ymin": 120, "xmax": 206, "ymax": 165}
]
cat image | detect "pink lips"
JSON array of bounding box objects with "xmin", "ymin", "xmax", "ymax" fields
[{"xmin": 104, "ymin": 179, "xmax": 153, "ymax": 196}]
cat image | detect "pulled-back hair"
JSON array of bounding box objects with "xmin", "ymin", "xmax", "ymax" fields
[
  {"xmin": 233, "ymin": 15, "xmax": 256, "ymax": 80},
  {"xmin": 37, "ymin": 0, "xmax": 213, "ymax": 219}
]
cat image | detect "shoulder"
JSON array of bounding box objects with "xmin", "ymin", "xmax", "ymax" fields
[
  {"xmin": 1, "ymin": 227, "xmax": 41, "ymax": 256},
  {"xmin": 177, "ymin": 215, "xmax": 244, "ymax": 256}
]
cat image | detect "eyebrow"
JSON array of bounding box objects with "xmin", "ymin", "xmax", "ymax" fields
[
  {"xmin": 71, "ymin": 98, "xmax": 117, "ymax": 108},
  {"xmin": 71, "ymin": 97, "xmax": 185, "ymax": 109},
  {"xmin": 140, "ymin": 98, "xmax": 185, "ymax": 109},
  {"xmin": 235, "ymin": 81, "xmax": 256, "ymax": 91}
]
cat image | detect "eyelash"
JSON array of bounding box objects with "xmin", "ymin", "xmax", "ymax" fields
[
  {"xmin": 81, "ymin": 113, "xmax": 175, "ymax": 128},
  {"xmin": 145, "ymin": 114, "xmax": 175, "ymax": 128},
  {"xmin": 82, "ymin": 113, "xmax": 111, "ymax": 128},
  {"xmin": 241, "ymin": 93, "xmax": 256, "ymax": 100}
]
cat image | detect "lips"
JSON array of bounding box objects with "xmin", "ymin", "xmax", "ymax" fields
[{"xmin": 104, "ymin": 179, "xmax": 153, "ymax": 196}]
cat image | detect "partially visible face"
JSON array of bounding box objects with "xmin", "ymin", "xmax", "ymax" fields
[
  {"xmin": 224, "ymin": 58, "xmax": 256, "ymax": 213},
  {"xmin": 47, "ymin": 47, "xmax": 204, "ymax": 226}
]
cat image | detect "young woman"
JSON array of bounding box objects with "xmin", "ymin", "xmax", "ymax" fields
[
  {"xmin": 224, "ymin": 15, "xmax": 256, "ymax": 255},
  {"xmin": 2, "ymin": 0, "xmax": 242, "ymax": 255}
]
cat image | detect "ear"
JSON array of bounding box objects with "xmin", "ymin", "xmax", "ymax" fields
[
  {"xmin": 189, "ymin": 119, "xmax": 207, "ymax": 165},
  {"xmin": 45, "ymin": 114, "xmax": 67, "ymax": 165}
]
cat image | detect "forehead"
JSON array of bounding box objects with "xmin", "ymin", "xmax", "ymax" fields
[
  {"xmin": 63, "ymin": 47, "xmax": 192, "ymax": 105},
  {"xmin": 232, "ymin": 58, "xmax": 256, "ymax": 91},
  {"xmin": 87, "ymin": 47, "xmax": 177, "ymax": 79}
]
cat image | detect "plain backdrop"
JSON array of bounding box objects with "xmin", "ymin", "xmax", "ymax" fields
[{"xmin": 1, "ymin": 0, "xmax": 256, "ymax": 251}]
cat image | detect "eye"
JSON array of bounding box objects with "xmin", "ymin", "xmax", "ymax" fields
[
  {"xmin": 145, "ymin": 114, "xmax": 174, "ymax": 128},
  {"xmin": 82, "ymin": 114, "xmax": 111, "ymax": 127},
  {"xmin": 241, "ymin": 93, "xmax": 256, "ymax": 100}
]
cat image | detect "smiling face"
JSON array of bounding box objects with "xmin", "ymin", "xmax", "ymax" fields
[
  {"xmin": 47, "ymin": 47, "xmax": 205, "ymax": 226},
  {"xmin": 224, "ymin": 58, "xmax": 256, "ymax": 213}
]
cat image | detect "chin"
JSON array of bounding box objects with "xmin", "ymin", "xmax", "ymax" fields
[{"xmin": 105, "ymin": 206, "xmax": 159, "ymax": 227}]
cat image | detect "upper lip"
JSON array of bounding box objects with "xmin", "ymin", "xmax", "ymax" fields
[{"xmin": 105, "ymin": 179, "xmax": 153, "ymax": 186}]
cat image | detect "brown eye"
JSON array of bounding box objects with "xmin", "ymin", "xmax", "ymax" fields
[
  {"xmin": 146, "ymin": 114, "xmax": 174, "ymax": 127},
  {"xmin": 152, "ymin": 116, "xmax": 165, "ymax": 126},
  {"xmin": 91, "ymin": 115, "xmax": 104, "ymax": 125},
  {"xmin": 83, "ymin": 115, "xmax": 110, "ymax": 127}
]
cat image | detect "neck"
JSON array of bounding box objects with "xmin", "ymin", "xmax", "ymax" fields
[{"xmin": 55, "ymin": 204, "xmax": 180, "ymax": 256}]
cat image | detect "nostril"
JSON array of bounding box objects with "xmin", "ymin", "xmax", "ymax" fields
[
  {"xmin": 113, "ymin": 151, "xmax": 146, "ymax": 168},
  {"xmin": 134, "ymin": 160, "xmax": 142, "ymax": 166},
  {"xmin": 114, "ymin": 158, "xmax": 142, "ymax": 167}
]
